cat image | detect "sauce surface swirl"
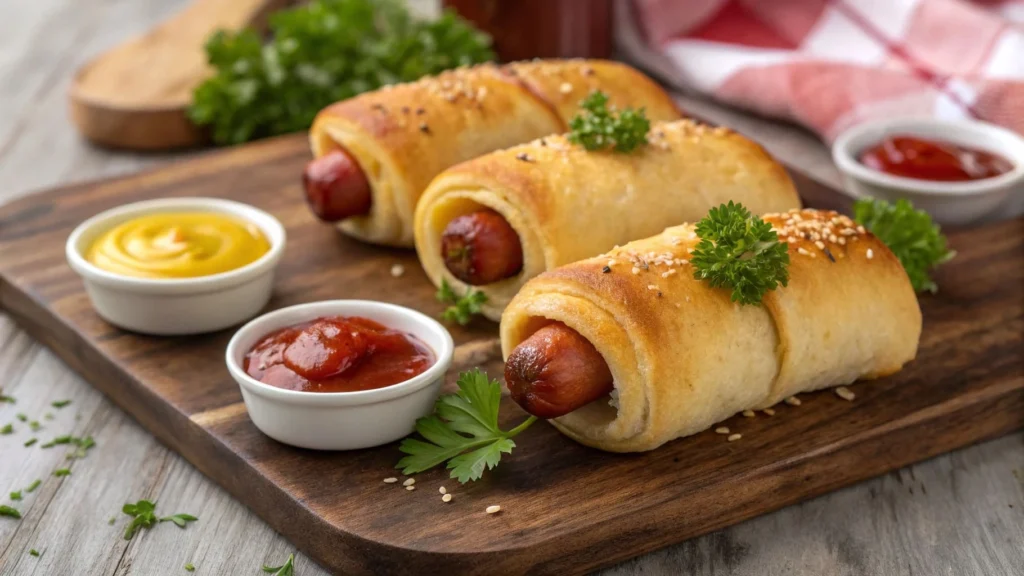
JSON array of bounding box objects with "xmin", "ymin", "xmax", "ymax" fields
[
  {"xmin": 87, "ymin": 212, "xmax": 270, "ymax": 279},
  {"xmin": 244, "ymin": 316, "xmax": 435, "ymax": 393}
]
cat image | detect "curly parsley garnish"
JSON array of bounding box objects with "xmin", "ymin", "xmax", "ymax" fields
[
  {"xmin": 568, "ymin": 90, "xmax": 651, "ymax": 153},
  {"xmin": 189, "ymin": 0, "xmax": 494, "ymax": 145},
  {"xmin": 853, "ymin": 198, "xmax": 954, "ymax": 293},
  {"xmin": 436, "ymin": 279, "xmax": 487, "ymax": 325},
  {"xmin": 691, "ymin": 201, "xmax": 790, "ymax": 305},
  {"xmin": 397, "ymin": 369, "xmax": 535, "ymax": 483}
]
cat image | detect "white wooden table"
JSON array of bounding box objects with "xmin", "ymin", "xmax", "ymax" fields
[{"xmin": 1, "ymin": 1, "xmax": 1022, "ymax": 574}]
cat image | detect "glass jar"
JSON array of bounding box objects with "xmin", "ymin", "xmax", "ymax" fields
[{"xmin": 443, "ymin": 0, "xmax": 614, "ymax": 62}]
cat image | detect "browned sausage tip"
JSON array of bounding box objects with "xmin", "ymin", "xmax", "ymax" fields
[
  {"xmin": 504, "ymin": 322, "xmax": 614, "ymax": 419},
  {"xmin": 441, "ymin": 210, "xmax": 524, "ymax": 285},
  {"xmin": 302, "ymin": 149, "xmax": 372, "ymax": 222}
]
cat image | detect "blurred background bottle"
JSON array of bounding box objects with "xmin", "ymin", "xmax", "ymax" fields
[{"xmin": 442, "ymin": 0, "xmax": 614, "ymax": 61}]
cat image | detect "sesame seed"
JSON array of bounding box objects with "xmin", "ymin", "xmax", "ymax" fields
[
  {"xmin": 403, "ymin": 478, "xmax": 415, "ymax": 487},
  {"xmin": 838, "ymin": 237, "xmax": 846, "ymax": 245},
  {"xmin": 485, "ymin": 505, "xmax": 501, "ymax": 514},
  {"xmin": 383, "ymin": 477, "xmax": 398, "ymax": 484},
  {"xmin": 442, "ymin": 494, "xmax": 452, "ymax": 503},
  {"xmin": 727, "ymin": 433, "xmax": 742, "ymax": 442},
  {"xmin": 647, "ymin": 284, "xmax": 658, "ymax": 291},
  {"xmin": 390, "ymin": 264, "xmax": 405, "ymax": 277},
  {"xmin": 406, "ymin": 485, "xmax": 416, "ymax": 491},
  {"xmin": 607, "ymin": 259, "xmax": 617, "ymax": 267},
  {"xmin": 785, "ymin": 396, "xmax": 802, "ymax": 406},
  {"xmin": 829, "ymin": 235, "xmax": 838, "ymax": 243},
  {"xmin": 715, "ymin": 427, "xmax": 730, "ymax": 434},
  {"xmin": 763, "ymin": 408, "xmax": 776, "ymax": 416},
  {"xmin": 814, "ymin": 240, "xmax": 825, "ymax": 250},
  {"xmin": 439, "ymin": 486, "xmax": 447, "ymax": 495},
  {"xmin": 866, "ymin": 248, "xmax": 874, "ymax": 259},
  {"xmin": 631, "ymin": 267, "xmax": 640, "ymax": 275},
  {"xmin": 516, "ymin": 152, "xmax": 534, "ymax": 163},
  {"xmin": 602, "ymin": 266, "xmax": 611, "ymax": 274},
  {"xmin": 835, "ymin": 386, "xmax": 856, "ymax": 401},
  {"xmin": 559, "ymin": 82, "xmax": 573, "ymax": 94},
  {"xmin": 788, "ymin": 236, "xmax": 799, "ymax": 244},
  {"xmin": 797, "ymin": 247, "xmax": 812, "ymax": 256},
  {"xmin": 742, "ymin": 410, "xmax": 755, "ymax": 418}
]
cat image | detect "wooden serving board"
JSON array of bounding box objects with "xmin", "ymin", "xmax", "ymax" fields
[{"xmin": 0, "ymin": 134, "xmax": 1021, "ymax": 575}]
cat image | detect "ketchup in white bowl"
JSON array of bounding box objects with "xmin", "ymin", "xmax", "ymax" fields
[{"xmin": 244, "ymin": 316, "xmax": 435, "ymax": 394}]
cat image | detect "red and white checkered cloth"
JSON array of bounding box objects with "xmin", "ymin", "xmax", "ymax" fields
[{"xmin": 617, "ymin": 0, "xmax": 1024, "ymax": 142}]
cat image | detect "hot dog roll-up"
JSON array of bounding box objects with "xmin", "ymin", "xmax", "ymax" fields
[
  {"xmin": 414, "ymin": 120, "xmax": 802, "ymax": 320},
  {"xmin": 305, "ymin": 59, "xmax": 681, "ymax": 247},
  {"xmin": 500, "ymin": 209, "xmax": 922, "ymax": 453}
]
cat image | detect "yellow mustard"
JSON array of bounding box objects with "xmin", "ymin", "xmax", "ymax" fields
[{"xmin": 86, "ymin": 212, "xmax": 270, "ymax": 279}]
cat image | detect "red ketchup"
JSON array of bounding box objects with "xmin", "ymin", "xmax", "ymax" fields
[
  {"xmin": 244, "ymin": 316, "xmax": 435, "ymax": 393},
  {"xmin": 858, "ymin": 135, "xmax": 1013, "ymax": 182}
]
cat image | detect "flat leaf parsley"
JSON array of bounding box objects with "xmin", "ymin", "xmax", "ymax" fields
[
  {"xmin": 568, "ymin": 90, "xmax": 651, "ymax": 153},
  {"xmin": 397, "ymin": 369, "xmax": 536, "ymax": 483},
  {"xmin": 691, "ymin": 201, "xmax": 790, "ymax": 305},
  {"xmin": 853, "ymin": 198, "xmax": 954, "ymax": 293}
]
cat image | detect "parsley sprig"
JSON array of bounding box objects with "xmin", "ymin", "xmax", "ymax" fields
[
  {"xmin": 122, "ymin": 500, "xmax": 198, "ymax": 540},
  {"xmin": 691, "ymin": 201, "xmax": 791, "ymax": 305},
  {"xmin": 189, "ymin": 0, "xmax": 494, "ymax": 145},
  {"xmin": 436, "ymin": 279, "xmax": 487, "ymax": 325},
  {"xmin": 853, "ymin": 198, "xmax": 954, "ymax": 293},
  {"xmin": 568, "ymin": 90, "xmax": 651, "ymax": 153},
  {"xmin": 262, "ymin": 554, "xmax": 295, "ymax": 576},
  {"xmin": 397, "ymin": 369, "xmax": 535, "ymax": 483}
]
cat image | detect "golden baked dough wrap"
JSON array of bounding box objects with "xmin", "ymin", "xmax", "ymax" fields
[
  {"xmin": 500, "ymin": 209, "xmax": 922, "ymax": 452},
  {"xmin": 415, "ymin": 120, "xmax": 802, "ymax": 320},
  {"xmin": 309, "ymin": 59, "xmax": 681, "ymax": 246}
]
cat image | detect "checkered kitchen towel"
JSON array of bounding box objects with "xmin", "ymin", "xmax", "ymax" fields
[{"xmin": 616, "ymin": 0, "xmax": 1024, "ymax": 142}]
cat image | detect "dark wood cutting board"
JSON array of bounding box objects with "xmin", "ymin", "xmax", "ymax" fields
[{"xmin": 0, "ymin": 134, "xmax": 1021, "ymax": 575}]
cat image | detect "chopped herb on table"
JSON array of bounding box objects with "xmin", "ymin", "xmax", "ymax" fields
[
  {"xmin": 16, "ymin": 413, "xmax": 27, "ymax": 422},
  {"xmin": 853, "ymin": 198, "xmax": 954, "ymax": 293},
  {"xmin": 262, "ymin": 553, "xmax": 296, "ymax": 575},
  {"xmin": 10, "ymin": 491, "xmax": 21, "ymax": 501},
  {"xmin": 23, "ymin": 438, "xmax": 37, "ymax": 447},
  {"xmin": 436, "ymin": 279, "xmax": 487, "ymax": 325},
  {"xmin": 184, "ymin": 562, "xmax": 196, "ymax": 572},
  {"xmin": 0, "ymin": 423, "xmax": 12, "ymax": 435},
  {"xmin": 121, "ymin": 500, "xmax": 198, "ymax": 540},
  {"xmin": 568, "ymin": 90, "xmax": 651, "ymax": 153},
  {"xmin": 397, "ymin": 369, "xmax": 536, "ymax": 483},
  {"xmin": 0, "ymin": 390, "xmax": 14, "ymax": 403},
  {"xmin": 29, "ymin": 549, "xmax": 41, "ymax": 557},
  {"xmin": 108, "ymin": 516, "xmax": 116, "ymax": 525},
  {"xmin": 51, "ymin": 400, "xmax": 71, "ymax": 409},
  {"xmin": 0, "ymin": 505, "xmax": 20, "ymax": 519},
  {"xmin": 189, "ymin": 0, "xmax": 494, "ymax": 145},
  {"xmin": 25, "ymin": 480, "xmax": 41, "ymax": 493},
  {"xmin": 29, "ymin": 421, "xmax": 41, "ymax": 431},
  {"xmin": 691, "ymin": 201, "xmax": 791, "ymax": 305},
  {"xmin": 53, "ymin": 468, "xmax": 71, "ymax": 477}
]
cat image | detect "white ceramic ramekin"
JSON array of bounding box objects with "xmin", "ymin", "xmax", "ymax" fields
[
  {"xmin": 832, "ymin": 118, "xmax": 1024, "ymax": 226},
  {"xmin": 66, "ymin": 197, "xmax": 286, "ymax": 335},
  {"xmin": 225, "ymin": 300, "xmax": 454, "ymax": 451}
]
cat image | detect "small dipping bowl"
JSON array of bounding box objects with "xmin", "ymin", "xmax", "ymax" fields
[
  {"xmin": 832, "ymin": 118, "xmax": 1024, "ymax": 226},
  {"xmin": 225, "ymin": 300, "xmax": 454, "ymax": 450},
  {"xmin": 66, "ymin": 197, "xmax": 286, "ymax": 335}
]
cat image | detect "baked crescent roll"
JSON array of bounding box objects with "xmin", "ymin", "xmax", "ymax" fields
[
  {"xmin": 500, "ymin": 209, "xmax": 922, "ymax": 453},
  {"xmin": 307, "ymin": 59, "xmax": 681, "ymax": 246},
  {"xmin": 414, "ymin": 120, "xmax": 802, "ymax": 320}
]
